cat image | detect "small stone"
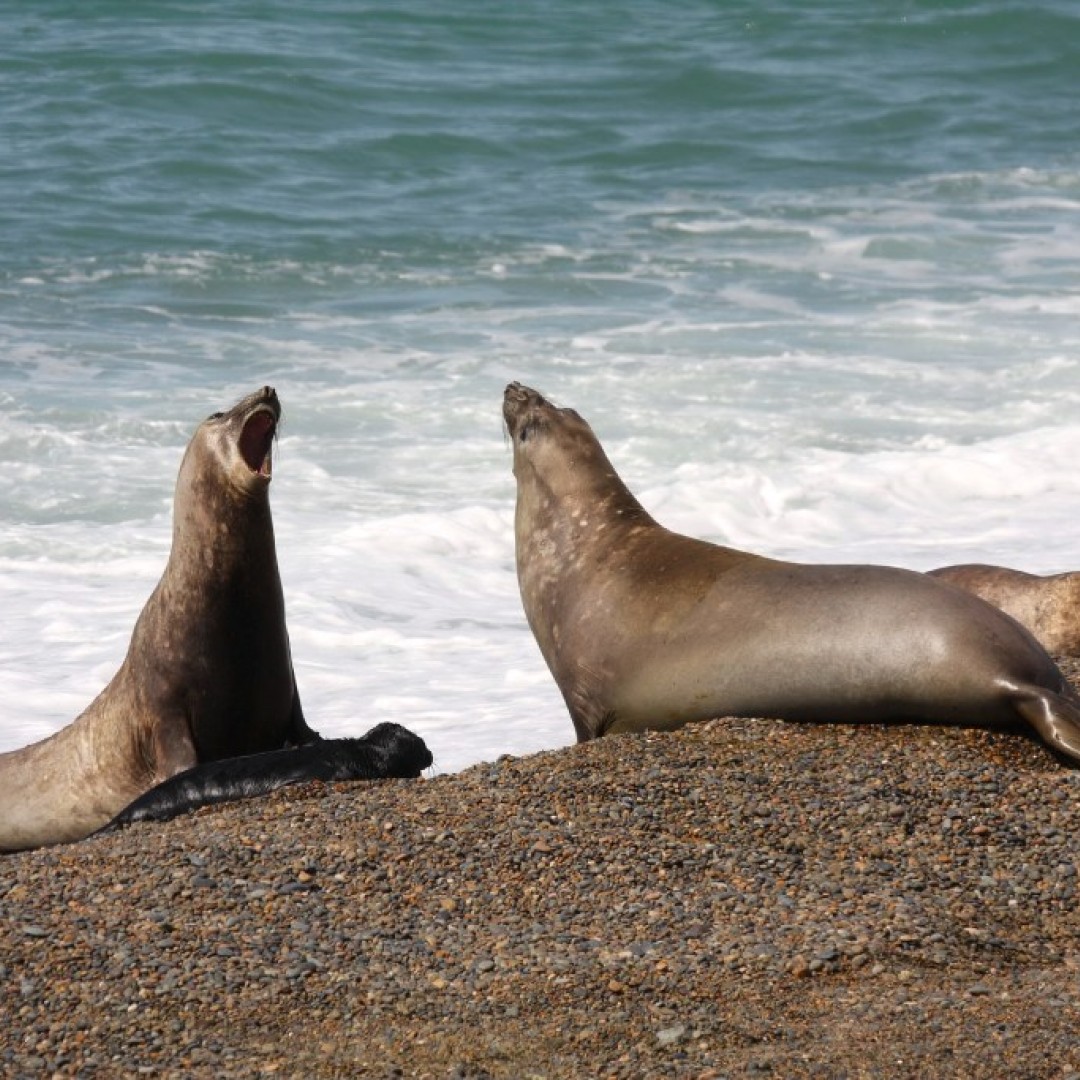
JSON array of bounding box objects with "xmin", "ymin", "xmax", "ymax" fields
[{"xmin": 656, "ymin": 1024, "xmax": 686, "ymax": 1046}]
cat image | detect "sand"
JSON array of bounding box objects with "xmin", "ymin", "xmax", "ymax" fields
[{"xmin": 4, "ymin": 673, "xmax": 1080, "ymax": 1078}]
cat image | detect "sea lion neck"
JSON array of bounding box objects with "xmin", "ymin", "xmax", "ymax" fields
[
  {"xmin": 164, "ymin": 404, "xmax": 281, "ymax": 587},
  {"xmin": 169, "ymin": 468, "xmax": 277, "ymax": 579},
  {"xmin": 517, "ymin": 458, "xmax": 653, "ymax": 544}
]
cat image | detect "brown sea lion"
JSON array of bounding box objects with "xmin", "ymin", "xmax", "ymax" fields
[
  {"xmin": 928, "ymin": 564, "xmax": 1080, "ymax": 657},
  {"xmin": 0, "ymin": 387, "xmax": 317, "ymax": 852},
  {"xmin": 503, "ymin": 382, "xmax": 1080, "ymax": 763}
]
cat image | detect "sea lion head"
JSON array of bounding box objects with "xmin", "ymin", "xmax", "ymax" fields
[
  {"xmin": 177, "ymin": 386, "xmax": 281, "ymax": 506},
  {"xmin": 206, "ymin": 385, "xmax": 280, "ymax": 493},
  {"xmin": 503, "ymin": 382, "xmax": 605, "ymax": 493},
  {"xmin": 503, "ymin": 383, "xmax": 644, "ymax": 519}
]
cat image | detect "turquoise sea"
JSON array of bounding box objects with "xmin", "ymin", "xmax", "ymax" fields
[{"xmin": 2, "ymin": 2, "xmax": 1080, "ymax": 768}]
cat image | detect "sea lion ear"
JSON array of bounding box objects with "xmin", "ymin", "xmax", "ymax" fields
[{"xmin": 518, "ymin": 422, "xmax": 531, "ymax": 443}]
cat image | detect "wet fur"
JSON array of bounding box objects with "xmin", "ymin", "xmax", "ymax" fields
[{"xmin": 103, "ymin": 723, "xmax": 432, "ymax": 828}]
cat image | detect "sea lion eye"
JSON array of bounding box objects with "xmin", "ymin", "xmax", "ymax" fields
[{"xmin": 207, "ymin": 411, "xmax": 224, "ymax": 421}]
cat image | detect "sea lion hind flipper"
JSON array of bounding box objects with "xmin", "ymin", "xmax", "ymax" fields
[
  {"xmin": 1011, "ymin": 688, "xmax": 1080, "ymax": 765},
  {"xmin": 102, "ymin": 723, "xmax": 433, "ymax": 831}
]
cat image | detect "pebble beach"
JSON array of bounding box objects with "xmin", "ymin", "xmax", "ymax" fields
[{"xmin": 5, "ymin": 662, "xmax": 1080, "ymax": 1079}]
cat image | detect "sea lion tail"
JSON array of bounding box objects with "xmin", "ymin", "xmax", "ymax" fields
[{"xmin": 1011, "ymin": 688, "xmax": 1080, "ymax": 765}]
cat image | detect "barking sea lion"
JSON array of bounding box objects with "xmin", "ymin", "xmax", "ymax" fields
[{"xmin": 0, "ymin": 387, "xmax": 317, "ymax": 851}]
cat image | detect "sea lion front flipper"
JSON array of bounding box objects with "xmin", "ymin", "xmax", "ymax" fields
[{"xmin": 151, "ymin": 719, "xmax": 198, "ymax": 779}]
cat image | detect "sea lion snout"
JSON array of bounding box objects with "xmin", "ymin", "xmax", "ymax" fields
[
  {"xmin": 238, "ymin": 385, "xmax": 280, "ymax": 420},
  {"xmin": 503, "ymin": 382, "xmax": 551, "ymax": 436}
]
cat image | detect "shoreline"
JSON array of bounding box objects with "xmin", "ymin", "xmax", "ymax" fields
[{"xmin": 4, "ymin": 681, "xmax": 1080, "ymax": 1077}]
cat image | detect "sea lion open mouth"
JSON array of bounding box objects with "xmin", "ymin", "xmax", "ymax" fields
[{"xmin": 239, "ymin": 408, "xmax": 276, "ymax": 477}]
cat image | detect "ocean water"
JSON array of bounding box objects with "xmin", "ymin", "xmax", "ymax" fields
[{"xmin": 2, "ymin": 2, "xmax": 1080, "ymax": 772}]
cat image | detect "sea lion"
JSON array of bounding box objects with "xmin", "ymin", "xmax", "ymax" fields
[
  {"xmin": 928, "ymin": 564, "xmax": 1080, "ymax": 657},
  {"xmin": 0, "ymin": 387, "xmax": 318, "ymax": 852},
  {"xmin": 503, "ymin": 382, "xmax": 1080, "ymax": 763},
  {"xmin": 102, "ymin": 723, "xmax": 433, "ymax": 829}
]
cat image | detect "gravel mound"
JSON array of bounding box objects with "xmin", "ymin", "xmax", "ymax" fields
[{"xmin": 5, "ymin": 667, "xmax": 1080, "ymax": 1078}]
